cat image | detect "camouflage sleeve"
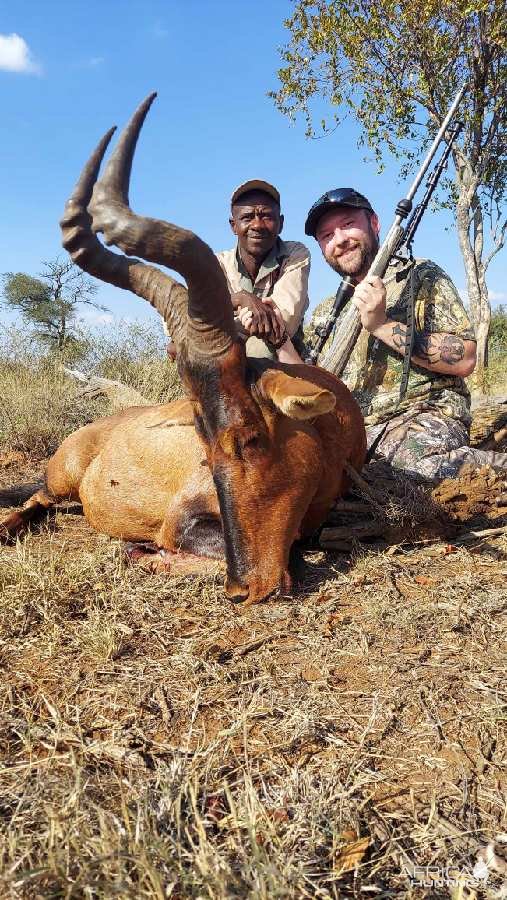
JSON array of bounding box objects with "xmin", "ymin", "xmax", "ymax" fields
[{"xmin": 413, "ymin": 262, "xmax": 476, "ymax": 342}]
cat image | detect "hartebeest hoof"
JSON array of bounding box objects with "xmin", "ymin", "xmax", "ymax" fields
[
  {"xmin": 0, "ymin": 488, "xmax": 57, "ymax": 544},
  {"xmin": 0, "ymin": 509, "xmax": 43, "ymax": 544}
]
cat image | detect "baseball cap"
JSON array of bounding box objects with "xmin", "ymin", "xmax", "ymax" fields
[
  {"xmin": 231, "ymin": 179, "xmax": 280, "ymax": 207},
  {"xmin": 305, "ymin": 188, "xmax": 374, "ymax": 237}
]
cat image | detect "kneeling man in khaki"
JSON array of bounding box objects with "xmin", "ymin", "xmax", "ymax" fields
[{"xmin": 217, "ymin": 179, "xmax": 310, "ymax": 361}]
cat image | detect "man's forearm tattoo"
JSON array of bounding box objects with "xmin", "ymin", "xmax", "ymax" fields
[
  {"xmin": 389, "ymin": 323, "xmax": 465, "ymax": 366},
  {"xmin": 392, "ymin": 323, "xmax": 407, "ymax": 352},
  {"xmin": 413, "ymin": 332, "xmax": 440, "ymax": 364}
]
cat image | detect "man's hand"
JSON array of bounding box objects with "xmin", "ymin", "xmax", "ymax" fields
[
  {"xmin": 236, "ymin": 304, "xmax": 287, "ymax": 349},
  {"xmin": 353, "ymin": 275, "xmax": 387, "ymax": 333},
  {"xmin": 231, "ymin": 291, "xmax": 284, "ymax": 341},
  {"xmin": 232, "ymin": 291, "xmax": 285, "ymax": 345}
]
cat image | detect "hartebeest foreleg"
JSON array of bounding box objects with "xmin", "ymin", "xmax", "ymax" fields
[{"xmin": 0, "ymin": 487, "xmax": 58, "ymax": 543}]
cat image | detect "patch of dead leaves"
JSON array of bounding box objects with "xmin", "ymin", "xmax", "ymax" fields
[{"xmin": 334, "ymin": 829, "xmax": 370, "ymax": 874}]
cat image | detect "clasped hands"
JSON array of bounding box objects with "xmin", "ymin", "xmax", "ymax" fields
[{"xmin": 231, "ymin": 291, "xmax": 287, "ymax": 349}]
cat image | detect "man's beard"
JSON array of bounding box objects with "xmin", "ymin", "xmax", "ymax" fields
[{"xmin": 325, "ymin": 224, "xmax": 379, "ymax": 281}]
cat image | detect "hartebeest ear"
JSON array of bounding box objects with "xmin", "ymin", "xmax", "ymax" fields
[{"xmin": 257, "ymin": 370, "xmax": 336, "ymax": 420}]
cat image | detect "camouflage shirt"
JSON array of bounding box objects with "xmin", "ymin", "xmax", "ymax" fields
[{"xmin": 307, "ymin": 259, "xmax": 476, "ymax": 428}]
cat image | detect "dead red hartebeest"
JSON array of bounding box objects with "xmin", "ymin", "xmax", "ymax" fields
[{"xmin": 1, "ymin": 95, "xmax": 366, "ymax": 605}]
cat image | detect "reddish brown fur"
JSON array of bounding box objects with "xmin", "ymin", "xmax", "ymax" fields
[
  {"xmin": 2, "ymin": 96, "xmax": 367, "ymax": 604},
  {"xmin": 1, "ymin": 358, "xmax": 365, "ymax": 605}
]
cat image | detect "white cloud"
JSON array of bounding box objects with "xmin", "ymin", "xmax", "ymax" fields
[{"xmin": 0, "ymin": 33, "xmax": 41, "ymax": 74}]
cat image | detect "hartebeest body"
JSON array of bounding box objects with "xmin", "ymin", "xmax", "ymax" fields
[{"xmin": 1, "ymin": 95, "xmax": 366, "ymax": 605}]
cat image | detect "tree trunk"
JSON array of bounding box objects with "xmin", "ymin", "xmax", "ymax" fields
[
  {"xmin": 475, "ymin": 315, "xmax": 490, "ymax": 387},
  {"xmin": 454, "ymin": 162, "xmax": 491, "ymax": 394},
  {"xmin": 58, "ymin": 312, "xmax": 66, "ymax": 352}
]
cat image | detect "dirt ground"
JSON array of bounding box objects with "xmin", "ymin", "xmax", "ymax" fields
[{"xmin": 0, "ymin": 450, "xmax": 506, "ymax": 898}]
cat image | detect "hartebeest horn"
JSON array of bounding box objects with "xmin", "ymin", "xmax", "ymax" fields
[
  {"xmin": 88, "ymin": 94, "xmax": 236, "ymax": 358},
  {"xmin": 61, "ymin": 113, "xmax": 189, "ymax": 351},
  {"xmin": 99, "ymin": 93, "xmax": 156, "ymax": 206}
]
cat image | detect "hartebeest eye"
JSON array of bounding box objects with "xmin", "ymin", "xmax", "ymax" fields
[
  {"xmin": 240, "ymin": 432, "xmax": 266, "ymax": 453},
  {"xmin": 217, "ymin": 426, "xmax": 267, "ymax": 459}
]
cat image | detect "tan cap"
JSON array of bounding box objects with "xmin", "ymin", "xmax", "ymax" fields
[{"xmin": 231, "ymin": 179, "xmax": 280, "ymax": 207}]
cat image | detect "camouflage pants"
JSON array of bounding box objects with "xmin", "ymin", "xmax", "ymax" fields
[{"xmin": 367, "ymin": 408, "xmax": 507, "ymax": 481}]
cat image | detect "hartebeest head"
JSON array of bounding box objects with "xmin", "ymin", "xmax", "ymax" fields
[{"xmin": 60, "ymin": 95, "xmax": 339, "ymax": 604}]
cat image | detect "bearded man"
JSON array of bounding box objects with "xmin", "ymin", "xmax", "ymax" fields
[{"xmin": 305, "ymin": 188, "xmax": 507, "ymax": 480}]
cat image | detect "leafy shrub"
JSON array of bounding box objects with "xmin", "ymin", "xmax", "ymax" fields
[{"xmin": 489, "ymin": 305, "xmax": 507, "ymax": 354}]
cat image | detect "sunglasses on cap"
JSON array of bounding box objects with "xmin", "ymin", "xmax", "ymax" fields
[{"xmin": 305, "ymin": 188, "xmax": 374, "ymax": 237}]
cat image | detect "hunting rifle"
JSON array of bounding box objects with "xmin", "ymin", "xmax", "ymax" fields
[{"xmin": 307, "ymin": 84, "xmax": 467, "ymax": 391}]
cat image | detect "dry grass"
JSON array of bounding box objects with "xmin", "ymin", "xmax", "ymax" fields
[
  {"xmin": 81, "ymin": 321, "xmax": 183, "ymax": 406},
  {"xmin": 468, "ymin": 350, "xmax": 507, "ymax": 398},
  {"xmin": 0, "ymin": 359, "xmax": 108, "ymax": 457},
  {"xmin": 0, "ymin": 325, "xmax": 506, "ymax": 897},
  {"xmin": 0, "ymin": 500, "xmax": 506, "ymax": 898},
  {"xmin": 0, "ymin": 323, "xmax": 182, "ymax": 457}
]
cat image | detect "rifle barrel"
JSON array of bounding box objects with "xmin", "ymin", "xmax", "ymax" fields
[
  {"xmin": 403, "ymin": 120, "xmax": 463, "ymax": 250},
  {"xmin": 405, "ymin": 83, "xmax": 467, "ymax": 203}
]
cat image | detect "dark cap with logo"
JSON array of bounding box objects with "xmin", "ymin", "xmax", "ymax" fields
[{"xmin": 305, "ymin": 188, "xmax": 374, "ymax": 237}]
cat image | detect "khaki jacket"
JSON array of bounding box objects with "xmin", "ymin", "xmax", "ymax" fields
[{"xmin": 216, "ymin": 238, "xmax": 310, "ymax": 338}]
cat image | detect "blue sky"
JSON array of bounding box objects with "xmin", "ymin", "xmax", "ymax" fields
[{"xmin": 1, "ymin": 0, "xmax": 505, "ymax": 331}]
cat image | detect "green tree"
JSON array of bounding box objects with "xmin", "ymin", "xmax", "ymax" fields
[
  {"xmin": 489, "ymin": 304, "xmax": 507, "ymax": 353},
  {"xmin": 2, "ymin": 258, "xmax": 105, "ymax": 352},
  {"xmin": 272, "ymin": 0, "xmax": 506, "ymax": 386}
]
